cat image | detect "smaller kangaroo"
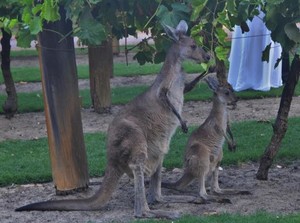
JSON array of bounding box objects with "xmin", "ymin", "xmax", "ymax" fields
[{"xmin": 163, "ymin": 76, "xmax": 249, "ymax": 203}]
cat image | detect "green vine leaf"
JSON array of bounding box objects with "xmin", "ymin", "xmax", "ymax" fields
[
  {"xmin": 191, "ymin": 0, "xmax": 208, "ymax": 21},
  {"xmin": 226, "ymin": 0, "xmax": 237, "ymax": 16},
  {"xmin": 8, "ymin": 18, "xmax": 17, "ymax": 29},
  {"xmin": 16, "ymin": 28, "xmax": 35, "ymax": 48},
  {"xmin": 76, "ymin": 7, "xmax": 107, "ymax": 45},
  {"xmin": 215, "ymin": 45, "xmax": 229, "ymax": 62},
  {"xmin": 262, "ymin": 43, "xmax": 271, "ymax": 62},
  {"xmin": 41, "ymin": 0, "xmax": 60, "ymax": 22},
  {"xmin": 29, "ymin": 16, "xmax": 42, "ymax": 35},
  {"xmin": 284, "ymin": 23, "xmax": 300, "ymax": 43},
  {"xmin": 133, "ymin": 40, "xmax": 156, "ymax": 65},
  {"xmin": 156, "ymin": 3, "xmax": 190, "ymax": 26}
]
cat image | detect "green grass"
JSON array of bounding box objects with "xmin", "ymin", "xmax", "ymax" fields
[
  {"xmin": 165, "ymin": 117, "xmax": 300, "ymax": 169},
  {"xmin": 9, "ymin": 45, "xmax": 140, "ymax": 58},
  {"xmin": 0, "ymin": 61, "xmax": 204, "ymax": 84},
  {"xmin": 135, "ymin": 212, "xmax": 300, "ymax": 223},
  {"xmin": 0, "ymin": 133, "xmax": 107, "ymax": 186},
  {"xmin": 0, "ymin": 85, "xmax": 149, "ymax": 113},
  {"xmin": 1, "ymin": 117, "xmax": 300, "ymax": 187},
  {"xmin": 1, "ymin": 81, "xmax": 299, "ymax": 114},
  {"xmin": 10, "ymin": 49, "xmax": 39, "ymax": 58}
]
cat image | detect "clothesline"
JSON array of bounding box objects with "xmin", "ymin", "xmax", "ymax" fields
[{"xmin": 228, "ymin": 33, "xmax": 271, "ymax": 40}]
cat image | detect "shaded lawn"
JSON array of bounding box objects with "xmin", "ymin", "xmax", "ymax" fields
[
  {"xmin": 0, "ymin": 61, "xmax": 205, "ymax": 84},
  {"xmin": 1, "ymin": 117, "xmax": 300, "ymax": 187}
]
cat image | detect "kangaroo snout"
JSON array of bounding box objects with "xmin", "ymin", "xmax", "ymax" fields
[
  {"xmin": 177, "ymin": 35, "xmax": 210, "ymax": 64},
  {"xmin": 204, "ymin": 53, "xmax": 210, "ymax": 62},
  {"xmin": 195, "ymin": 47, "xmax": 210, "ymax": 63}
]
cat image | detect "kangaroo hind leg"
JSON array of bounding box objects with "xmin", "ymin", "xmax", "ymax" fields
[
  {"xmin": 210, "ymin": 164, "xmax": 251, "ymax": 197},
  {"xmin": 130, "ymin": 157, "xmax": 180, "ymax": 219},
  {"xmin": 148, "ymin": 162, "xmax": 195, "ymax": 205}
]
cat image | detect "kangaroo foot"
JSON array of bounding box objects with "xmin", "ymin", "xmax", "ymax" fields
[
  {"xmin": 161, "ymin": 195, "xmax": 196, "ymax": 203},
  {"xmin": 190, "ymin": 195, "xmax": 231, "ymax": 204},
  {"xmin": 147, "ymin": 195, "xmax": 195, "ymax": 205},
  {"xmin": 212, "ymin": 189, "xmax": 251, "ymax": 196},
  {"xmin": 190, "ymin": 197, "xmax": 209, "ymax": 204},
  {"xmin": 136, "ymin": 210, "xmax": 181, "ymax": 219},
  {"xmin": 215, "ymin": 197, "xmax": 232, "ymax": 204},
  {"xmin": 238, "ymin": 190, "xmax": 252, "ymax": 195}
]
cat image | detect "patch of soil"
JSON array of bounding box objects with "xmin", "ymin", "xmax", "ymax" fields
[
  {"xmin": 1, "ymin": 162, "xmax": 300, "ymax": 223},
  {"xmin": 1, "ymin": 96, "xmax": 300, "ymax": 142},
  {"xmin": 1, "ymin": 53, "xmax": 300, "ymax": 223}
]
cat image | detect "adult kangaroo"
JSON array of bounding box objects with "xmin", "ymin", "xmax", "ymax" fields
[
  {"xmin": 16, "ymin": 20, "xmax": 210, "ymax": 218},
  {"xmin": 162, "ymin": 76, "xmax": 249, "ymax": 203}
]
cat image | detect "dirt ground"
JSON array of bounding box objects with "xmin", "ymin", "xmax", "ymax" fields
[{"xmin": 0, "ymin": 53, "xmax": 300, "ymax": 223}]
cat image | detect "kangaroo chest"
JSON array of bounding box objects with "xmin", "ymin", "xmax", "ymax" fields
[{"xmin": 167, "ymin": 74, "xmax": 185, "ymax": 114}]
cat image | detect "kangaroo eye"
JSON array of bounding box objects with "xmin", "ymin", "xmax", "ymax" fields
[{"xmin": 191, "ymin": 45, "xmax": 197, "ymax": 50}]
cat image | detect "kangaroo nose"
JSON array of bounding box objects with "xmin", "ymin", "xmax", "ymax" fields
[{"xmin": 205, "ymin": 54, "xmax": 210, "ymax": 61}]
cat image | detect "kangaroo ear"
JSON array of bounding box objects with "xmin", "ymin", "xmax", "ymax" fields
[
  {"xmin": 205, "ymin": 76, "xmax": 219, "ymax": 91},
  {"xmin": 163, "ymin": 23, "xmax": 179, "ymax": 42},
  {"xmin": 176, "ymin": 20, "xmax": 188, "ymax": 34},
  {"xmin": 163, "ymin": 20, "xmax": 188, "ymax": 42}
]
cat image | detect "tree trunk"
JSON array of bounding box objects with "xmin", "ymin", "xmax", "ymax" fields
[
  {"xmin": 256, "ymin": 54, "xmax": 300, "ymax": 180},
  {"xmin": 1, "ymin": 28, "xmax": 17, "ymax": 119},
  {"xmin": 37, "ymin": 6, "xmax": 89, "ymax": 194},
  {"xmin": 88, "ymin": 40, "xmax": 113, "ymax": 114},
  {"xmin": 214, "ymin": 57, "xmax": 230, "ymax": 87},
  {"xmin": 112, "ymin": 37, "xmax": 120, "ymax": 56}
]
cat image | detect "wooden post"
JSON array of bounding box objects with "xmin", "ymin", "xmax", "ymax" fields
[
  {"xmin": 37, "ymin": 6, "xmax": 89, "ymax": 193},
  {"xmin": 88, "ymin": 39, "xmax": 113, "ymax": 113}
]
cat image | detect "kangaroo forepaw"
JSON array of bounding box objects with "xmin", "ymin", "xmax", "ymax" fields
[
  {"xmin": 228, "ymin": 142, "xmax": 236, "ymax": 152},
  {"xmin": 181, "ymin": 121, "xmax": 188, "ymax": 133}
]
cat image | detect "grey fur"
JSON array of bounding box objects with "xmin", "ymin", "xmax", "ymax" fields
[{"xmin": 162, "ymin": 77, "xmax": 249, "ymax": 203}]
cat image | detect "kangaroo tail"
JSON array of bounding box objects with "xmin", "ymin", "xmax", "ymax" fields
[
  {"xmin": 15, "ymin": 166, "xmax": 123, "ymax": 211},
  {"xmin": 161, "ymin": 171, "xmax": 194, "ymax": 191}
]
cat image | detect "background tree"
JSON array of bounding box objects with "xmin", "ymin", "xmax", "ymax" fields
[
  {"xmin": 0, "ymin": 1, "xmax": 20, "ymax": 118},
  {"xmin": 256, "ymin": 0, "xmax": 300, "ymax": 180},
  {"xmin": 88, "ymin": 41, "xmax": 113, "ymax": 113}
]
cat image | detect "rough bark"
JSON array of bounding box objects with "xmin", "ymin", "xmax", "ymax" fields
[
  {"xmin": 112, "ymin": 37, "xmax": 120, "ymax": 56},
  {"xmin": 256, "ymin": 54, "xmax": 300, "ymax": 180},
  {"xmin": 37, "ymin": 6, "xmax": 89, "ymax": 193},
  {"xmin": 215, "ymin": 57, "xmax": 230, "ymax": 87},
  {"xmin": 88, "ymin": 40, "xmax": 113, "ymax": 114},
  {"xmin": 1, "ymin": 28, "xmax": 17, "ymax": 119}
]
